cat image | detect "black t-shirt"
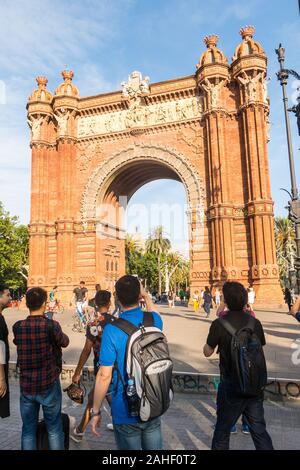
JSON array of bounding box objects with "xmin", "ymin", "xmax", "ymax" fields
[
  {"xmin": 73, "ymin": 287, "xmax": 88, "ymax": 302},
  {"xmin": 206, "ymin": 311, "xmax": 266, "ymax": 378}
]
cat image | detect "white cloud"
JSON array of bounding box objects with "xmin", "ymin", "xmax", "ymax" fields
[
  {"xmin": 0, "ymin": 126, "xmax": 30, "ymax": 222},
  {"xmin": 0, "ymin": 0, "xmax": 132, "ymax": 75},
  {"xmin": 0, "ymin": 0, "xmax": 133, "ymax": 223}
]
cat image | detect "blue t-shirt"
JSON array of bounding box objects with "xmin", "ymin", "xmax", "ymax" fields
[
  {"xmin": 296, "ymin": 311, "xmax": 300, "ymax": 323},
  {"xmin": 99, "ymin": 307, "xmax": 163, "ymax": 425}
]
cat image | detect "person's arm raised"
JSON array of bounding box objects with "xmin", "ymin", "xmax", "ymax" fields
[{"xmin": 140, "ymin": 284, "xmax": 159, "ymax": 314}]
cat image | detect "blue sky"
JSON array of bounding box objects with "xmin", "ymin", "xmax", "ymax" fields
[{"xmin": 0, "ymin": 0, "xmax": 299, "ymax": 256}]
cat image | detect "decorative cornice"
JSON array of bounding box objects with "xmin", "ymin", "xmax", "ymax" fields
[{"xmin": 30, "ymin": 141, "xmax": 56, "ymax": 149}]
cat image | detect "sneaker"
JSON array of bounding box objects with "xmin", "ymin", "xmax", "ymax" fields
[
  {"xmin": 242, "ymin": 424, "xmax": 250, "ymax": 435},
  {"xmin": 106, "ymin": 423, "xmax": 114, "ymax": 431},
  {"xmin": 69, "ymin": 417, "xmax": 84, "ymax": 443},
  {"xmin": 70, "ymin": 426, "xmax": 84, "ymax": 443},
  {"xmin": 230, "ymin": 424, "xmax": 237, "ymax": 434}
]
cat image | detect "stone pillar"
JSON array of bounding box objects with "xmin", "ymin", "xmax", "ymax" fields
[
  {"xmin": 27, "ymin": 118, "xmax": 53, "ymax": 288},
  {"xmin": 196, "ymin": 35, "xmax": 238, "ymax": 288},
  {"xmin": 232, "ymin": 46, "xmax": 282, "ymax": 303}
]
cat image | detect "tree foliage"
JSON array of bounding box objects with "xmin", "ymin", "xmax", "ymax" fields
[
  {"xmin": 126, "ymin": 227, "xmax": 189, "ymax": 294},
  {"xmin": 145, "ymin": 226, "xmax": 171, "ymax": 295},
  {"xmin": 0, "ymin": 202, "xmax": 29, "ymax": 289},
  {"xmin": 275, "ymin": 216, "xmax": 296, "ymax": 286}
]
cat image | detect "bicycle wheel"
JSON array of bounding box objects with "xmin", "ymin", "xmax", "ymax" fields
[
  {"xmin": 72, "ymin": 314, "xmax": 80, "ymax": 332},
  {"xmin": 57, "ymin": 304, "xmax": 64, "ymax": 315}
]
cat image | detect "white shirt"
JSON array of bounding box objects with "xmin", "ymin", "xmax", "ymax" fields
[{"xmin": 248, "ymin": 291, "xmax": 255, "ymax": 304}]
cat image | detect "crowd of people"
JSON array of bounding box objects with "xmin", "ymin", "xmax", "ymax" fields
[
  {"xmin": 192, "ymin": 286, "xmax": 256, "ymax": 318},
  {"xmin": 0, "ymin": 278, "xmax": 300, "ymax": 451}
]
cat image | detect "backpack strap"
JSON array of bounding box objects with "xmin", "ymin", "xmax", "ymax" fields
[
  {"xmin": 143, "ymin": 311, "xmax": 154, "ymax": 328},
  {"xmin": 219, "ymin": 314, "xmax": 256, "ymax": 337},
  {"xmin": 218, "ymin": 317, "xmax": 238, "ymax": 337},
  {"xmin": 245, "ymin": 314, "xmax": 256, "ymax": 332},
  {"xmin": 111, "ymin": 317, "xmax": 139, "ymax": 336}
]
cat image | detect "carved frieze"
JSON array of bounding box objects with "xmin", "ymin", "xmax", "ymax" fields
[{"xmin": 77, "ymin": 96, "xmax": 202, "ymax": 138}]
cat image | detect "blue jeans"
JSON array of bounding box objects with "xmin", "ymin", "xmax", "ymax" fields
[
  {"xmin": 212, "ymin": 380, "xmax": 273, "ymax": 450},
  {"xmin": 76, "ymin": 302, "xmax": 87, "ymax": 326},
  {"xmin": 114, "ymin": 417, "xmax": 162, "ymax": 450},
  {"xmin": 20, "ymin": 379, "xmax": 64, "ymax": 450}
]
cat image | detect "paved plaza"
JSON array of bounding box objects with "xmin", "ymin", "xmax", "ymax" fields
[
  {"xmin": 1, "ymin": 377, "xmax": 300, "ymax": 450},
  {"xmin": 2, "ymin": 304, "xmax": 300, "ymax": 450},
  {"xmin": 4, "ymin": 304, "xmax": 300, "ymax": 379}
]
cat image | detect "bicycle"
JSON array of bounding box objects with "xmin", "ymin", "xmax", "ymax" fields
[
  {"xmin": 72, "ymin": 304, "xmax": 95, "ymax": 333},
  {"xmin": 46, "ymin": 300, "xmax": 64, "ymax": 315}
]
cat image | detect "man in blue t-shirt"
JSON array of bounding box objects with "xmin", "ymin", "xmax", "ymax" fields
[{"xmin": 90, "ymin": 275, "xmax": 163, "ymax": 450}]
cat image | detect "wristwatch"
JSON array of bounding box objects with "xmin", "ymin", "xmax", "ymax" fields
[{"xmin": 90, "ymin": 408, "xmax": 101, "ymax": 418}]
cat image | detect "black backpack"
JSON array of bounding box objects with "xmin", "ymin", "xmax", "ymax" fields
[
  {"xmin": 36, "ymin": 413, "xmax": 69, "ymax": 450},
  {"xmin": 219, "ymin": 315, "xmax": 267, "ymax": 397},
  {"xmin": 113, "ymin": 312, "xmax": 174, "ymax": 422}
]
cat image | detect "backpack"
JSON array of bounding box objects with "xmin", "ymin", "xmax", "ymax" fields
[
  {"xmin": 113, "ymin": 311, "xmax": 174, "ymax": 422},
  {"xmin": 219, "ymin": 315, "xmax": 267, "ymax": 397},
  {"xmin": 36, "ymin": 413, "xmax": 69, "ymax": 450}
]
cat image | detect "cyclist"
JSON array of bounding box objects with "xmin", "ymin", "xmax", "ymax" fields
[
  {"xmin": 72, "ymin": 281, "xmax": 89, "ymax": 327},
  {"xmin": 49, "ymin": 286, "xmax": 58, "ymax": 309}
]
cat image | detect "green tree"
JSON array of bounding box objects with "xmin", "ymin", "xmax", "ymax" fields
[
  {"xmin": 0, "ymin": 202, "xmax": 29, "ymax": 290},
  {"xmin": 145, "ymin": 226, "xmax": 171, "ymax": 295},
  {"xmin": 125, "ymin": 235, "xmax": 159, "ymax": 291},
  {"xmin": 275, "ymin": 216, "xmax": 296, "ymax": 286}
]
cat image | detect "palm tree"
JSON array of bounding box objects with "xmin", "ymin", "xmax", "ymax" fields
[
  {"xmin": 125, "ymin": 234, "xmax": 140, "ymax": 274},
  {"xmin": 146, "ymin": 226, "xmax": 171, "ymax": 295},
  {"xmin": 275, "ymin": 217, "xmax": 296, "ymax": 285},
  {"xmin": 164, "ymin": 251, "xmax": 184, "ymax": 294},
  {"xmin": 125, "ymin": 234, "xmax": 139, "ymax": 257}
]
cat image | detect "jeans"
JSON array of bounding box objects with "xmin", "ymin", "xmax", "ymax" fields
[
  {"xmin": 212, "ymin": 380, "xmax": 273, "ymax": 450},
  {"xmin": 20, "ymin": 379, "xmax": 64, "ymax": 450},
  {"xmin": 114, "ymin": 417, "xmax": 163, "ymax": 450},
  {"xmin": 204, "ymin": 302, "xmax": 211, "ymax": 315},
  {"xmin": 76, "ymin": 302, "xmax": 87, "ymax": 326}
]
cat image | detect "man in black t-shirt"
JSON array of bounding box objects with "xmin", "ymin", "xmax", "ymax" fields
[
  {"xmin": 203, "ymin": 281, "xmax": 273, "ymax": 450},
  {"xmin": 72, "ymin": 281, "xmax": 89, "ymax": 326},
  {"xmin": 70, "ymin": 290, "xmax": 113, "ymax": 443}
]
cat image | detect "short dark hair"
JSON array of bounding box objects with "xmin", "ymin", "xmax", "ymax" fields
[
  {"xmin": 115, "ymin": 275, "xmax": 140, "ymax": 307},
  {"xmin": 80, "ymin": 281, "xmax": 85, "ymax": 285},
  {"xmin": 26, "ymin": 287, "xmax": 47, "ymax": 311},
  {"xmin": 222, "ymin": 282, "xmax": 248, "ymax": 311},
  {"xmin": 95, "ymin": 290, "xmax": 111, "ymax": 308},
  {"xmin": 95, "ymin": 283, "xmax": 101, "ymax": 291},
  {"xmin": 0, "ymin": 285, "xmax": 10, "ymax": 296},
  {"xmin": 53, "ymin": 285, "xmax": 58, "ymax": 290}
]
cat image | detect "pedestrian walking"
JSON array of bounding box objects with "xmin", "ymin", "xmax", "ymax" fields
[
  {"xmin": 0, "ymin": 285, "xmax": 12, "ymax": 420},
  {"xmin": 203, "ymin": 281, "xmax": 273, "ymax": 450},
  {"xmin": 203, "ymin": 286, "xmax": 212, "ymax": 318},
  {"xmin": 13, "ymin": 287, "xmax": 69, "ymax": 450},
  {"xmin": 70, "ymin": 290, "xmax": 114, "ymax": 442},
  {"xmin": 90, "ymin": 275, "xmax": 172, "ymax": 450}
]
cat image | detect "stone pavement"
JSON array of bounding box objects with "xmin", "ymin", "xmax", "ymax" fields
[
  {"xmin": 1, "ymin": 378, "xmax": 300, "ymax": 450},
  {"xmin": 4, "ymin": 304, "xmax": 300, "ymax": 379}
]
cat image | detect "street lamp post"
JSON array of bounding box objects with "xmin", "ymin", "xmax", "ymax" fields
[{"xmin": 276, "ymin": 44, "xmax": 300, "ymax": 295}]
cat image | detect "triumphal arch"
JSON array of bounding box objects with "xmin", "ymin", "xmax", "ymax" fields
[{"xmin": 27, "ymin": 26, "xmax": 282, "ymax": 304}]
